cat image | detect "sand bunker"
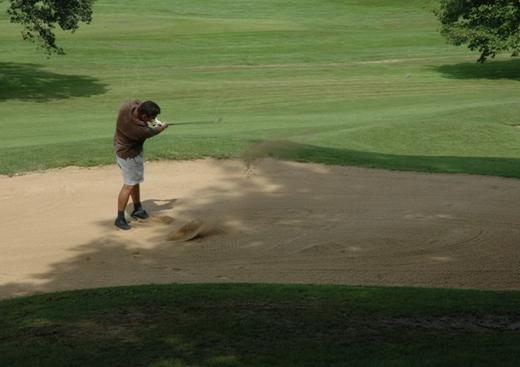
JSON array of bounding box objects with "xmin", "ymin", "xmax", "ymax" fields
[{"xmin": 0, "ymin": 158, "xmax": 519, "ymax": 299}]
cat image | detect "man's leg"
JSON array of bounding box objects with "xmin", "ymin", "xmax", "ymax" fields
[
  {"xmin": 130, "ymin": 184, "xmax": 141, "ymax": 204},
  {"xmin": 130, "ymin": 184, "xmax": 149, "ymax": 219},
  {"xmin": 115, "ymin": 184, "xmax": 134, "ymax": 230}
]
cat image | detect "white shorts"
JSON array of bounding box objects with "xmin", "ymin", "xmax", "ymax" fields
[{"xmin": 116, "ymin": 153, "xmax": 144, "ymax": 185}]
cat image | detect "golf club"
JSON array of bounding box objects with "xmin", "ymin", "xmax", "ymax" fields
[{"xmin": 151, "ymin": 117, "xmax": 223, "ymax": 127}]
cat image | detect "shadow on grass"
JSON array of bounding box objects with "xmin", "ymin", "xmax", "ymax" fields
[
  {"xmin": 0, "ymin": 62, "xmax": 107, "ymax": 102},
  {"xmin": 434, "ymin": 59, "xmax": 520, "ymax": 81},
  {"xmin": 2, "ymin": 283, "xmax": 520, "ymax": 367},
  {"xmin": 3, "ymin": 136, "xmax": 520, "ymax": 178},
  {"xmin": 243, "ymin": 140, "xmax": 520, "ymax": 178}
]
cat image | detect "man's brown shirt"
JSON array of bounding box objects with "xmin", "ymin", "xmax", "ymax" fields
[{"xmin": 113, "ymin": 100, "xmax": 158, "ymax": 159}]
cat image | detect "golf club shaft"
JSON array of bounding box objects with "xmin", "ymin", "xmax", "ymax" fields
[{"xmin": 165, "ymin": 118, "xmax": 221, "ymax": 126}]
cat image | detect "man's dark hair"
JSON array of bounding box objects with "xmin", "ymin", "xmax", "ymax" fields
[{"xmin": 137, "ymin": 100, "xmax": 161, "ymax": 118}]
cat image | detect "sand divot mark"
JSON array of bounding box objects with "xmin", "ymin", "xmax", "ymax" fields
[
  {"xmin": 129, "ymin": 215, "xmax": 176, "ymax": 227},
  {"xmin": 167, "ymin": 220, "xmax": 204, "ymax": 242},
  {"xmin": 166, "ymin": 218, "xmax": 225, "ymax": 242},
  {"xmin": 149, "ymin": 215, "xmax": 176, "ymax": 225}
]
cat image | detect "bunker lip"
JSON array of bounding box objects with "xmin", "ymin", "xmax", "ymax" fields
[{"xmin": 0, "ymin": 158, "xmax": 519, "ymax": 300}]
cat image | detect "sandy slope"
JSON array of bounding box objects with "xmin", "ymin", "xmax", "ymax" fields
[{"xmin": 1, "ymin": 158, "xmax": 519, "ymax": 299}]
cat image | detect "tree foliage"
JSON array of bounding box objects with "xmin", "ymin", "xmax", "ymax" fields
[
  {"xmin": 7, "ymin": 0, "xmax": 94, "ymax": 55},
  {"xmin": 436, "ymin": 0, "xmax": 520, "ymax": 62}
]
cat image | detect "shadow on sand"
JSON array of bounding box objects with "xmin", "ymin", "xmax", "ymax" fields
[{"xmin": 1, "ymin": 141, "xmax": 520, "ymax": 301}]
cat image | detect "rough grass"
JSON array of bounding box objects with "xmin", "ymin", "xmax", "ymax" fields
[{"xmin": 1, "ymin": 283, "xmax": 520, "ymax": 367}]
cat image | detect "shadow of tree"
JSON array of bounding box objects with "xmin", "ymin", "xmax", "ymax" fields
[
  {"xmin": 0, "ymin": 62, "xmax": 107, "ymax": 102},
  {"xmin": 434, "ymin": 59, "xmax": 520, "ymax": 81},
  {"xmin": 9, "ymin": 283, "xmax": 511, "ymax": 367},
  {"xmin": 243, "ymin": 140, "xmax": 520, "ymax": 178}
]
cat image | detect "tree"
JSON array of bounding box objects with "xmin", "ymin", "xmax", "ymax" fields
[
  {"xmin": 7, "ymin": 0, "xmax": 94, "ymax": 55},
  {"xmin": 436, "ymin": 0, "xmax": 520, "ymax": 62}
]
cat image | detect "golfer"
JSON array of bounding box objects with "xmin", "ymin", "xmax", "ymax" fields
[{"xmin": 113, "ymin": 100, "xmax": 168, "ymax": 230}]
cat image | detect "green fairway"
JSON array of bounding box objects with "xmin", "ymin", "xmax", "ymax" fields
[
  {"xmin": 0, "ymin": 0, "xmax": 520, "ymax": 177},
  {"xmin": 1, "ymin": 284, "xmax": 519, "ymax": 367},
  {"xmin": 2, "ymin": 0, "xmax": 520, "ymax": 175}
]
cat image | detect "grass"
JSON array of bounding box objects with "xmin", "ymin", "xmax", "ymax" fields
[
  {"xmin": 2, "ymin": 0, "xmax": 520, "ymax": 175},
  {"xmin": 1, "ymin": 3, "xmax": 518, "ymax": 365},
  {"xmin": 1, "ymin": 283, "xmax": 519, "ymax": 367}
]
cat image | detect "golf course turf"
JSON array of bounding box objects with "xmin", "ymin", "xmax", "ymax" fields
[{"xmin": 1, "ymin": 1, "xmax": 520, "ymax": 365}]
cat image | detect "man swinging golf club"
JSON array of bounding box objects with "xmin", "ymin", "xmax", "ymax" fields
[{"xmin": 113, "ymin": 100, "xmax": 168, "ymax": 230}]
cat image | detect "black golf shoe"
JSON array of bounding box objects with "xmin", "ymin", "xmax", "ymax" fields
[
  {"xmin": 131, "ymin": 208, "xmax": 149, "ymax": 220},
  {"xmin": 115, "ymin": 216, "xmax": 131, "ymax": 230}
]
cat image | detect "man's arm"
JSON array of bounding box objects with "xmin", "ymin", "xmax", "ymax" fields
[{"xmin": 123, "ymin": 121, "xmax": 167, "ymax": 141}]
